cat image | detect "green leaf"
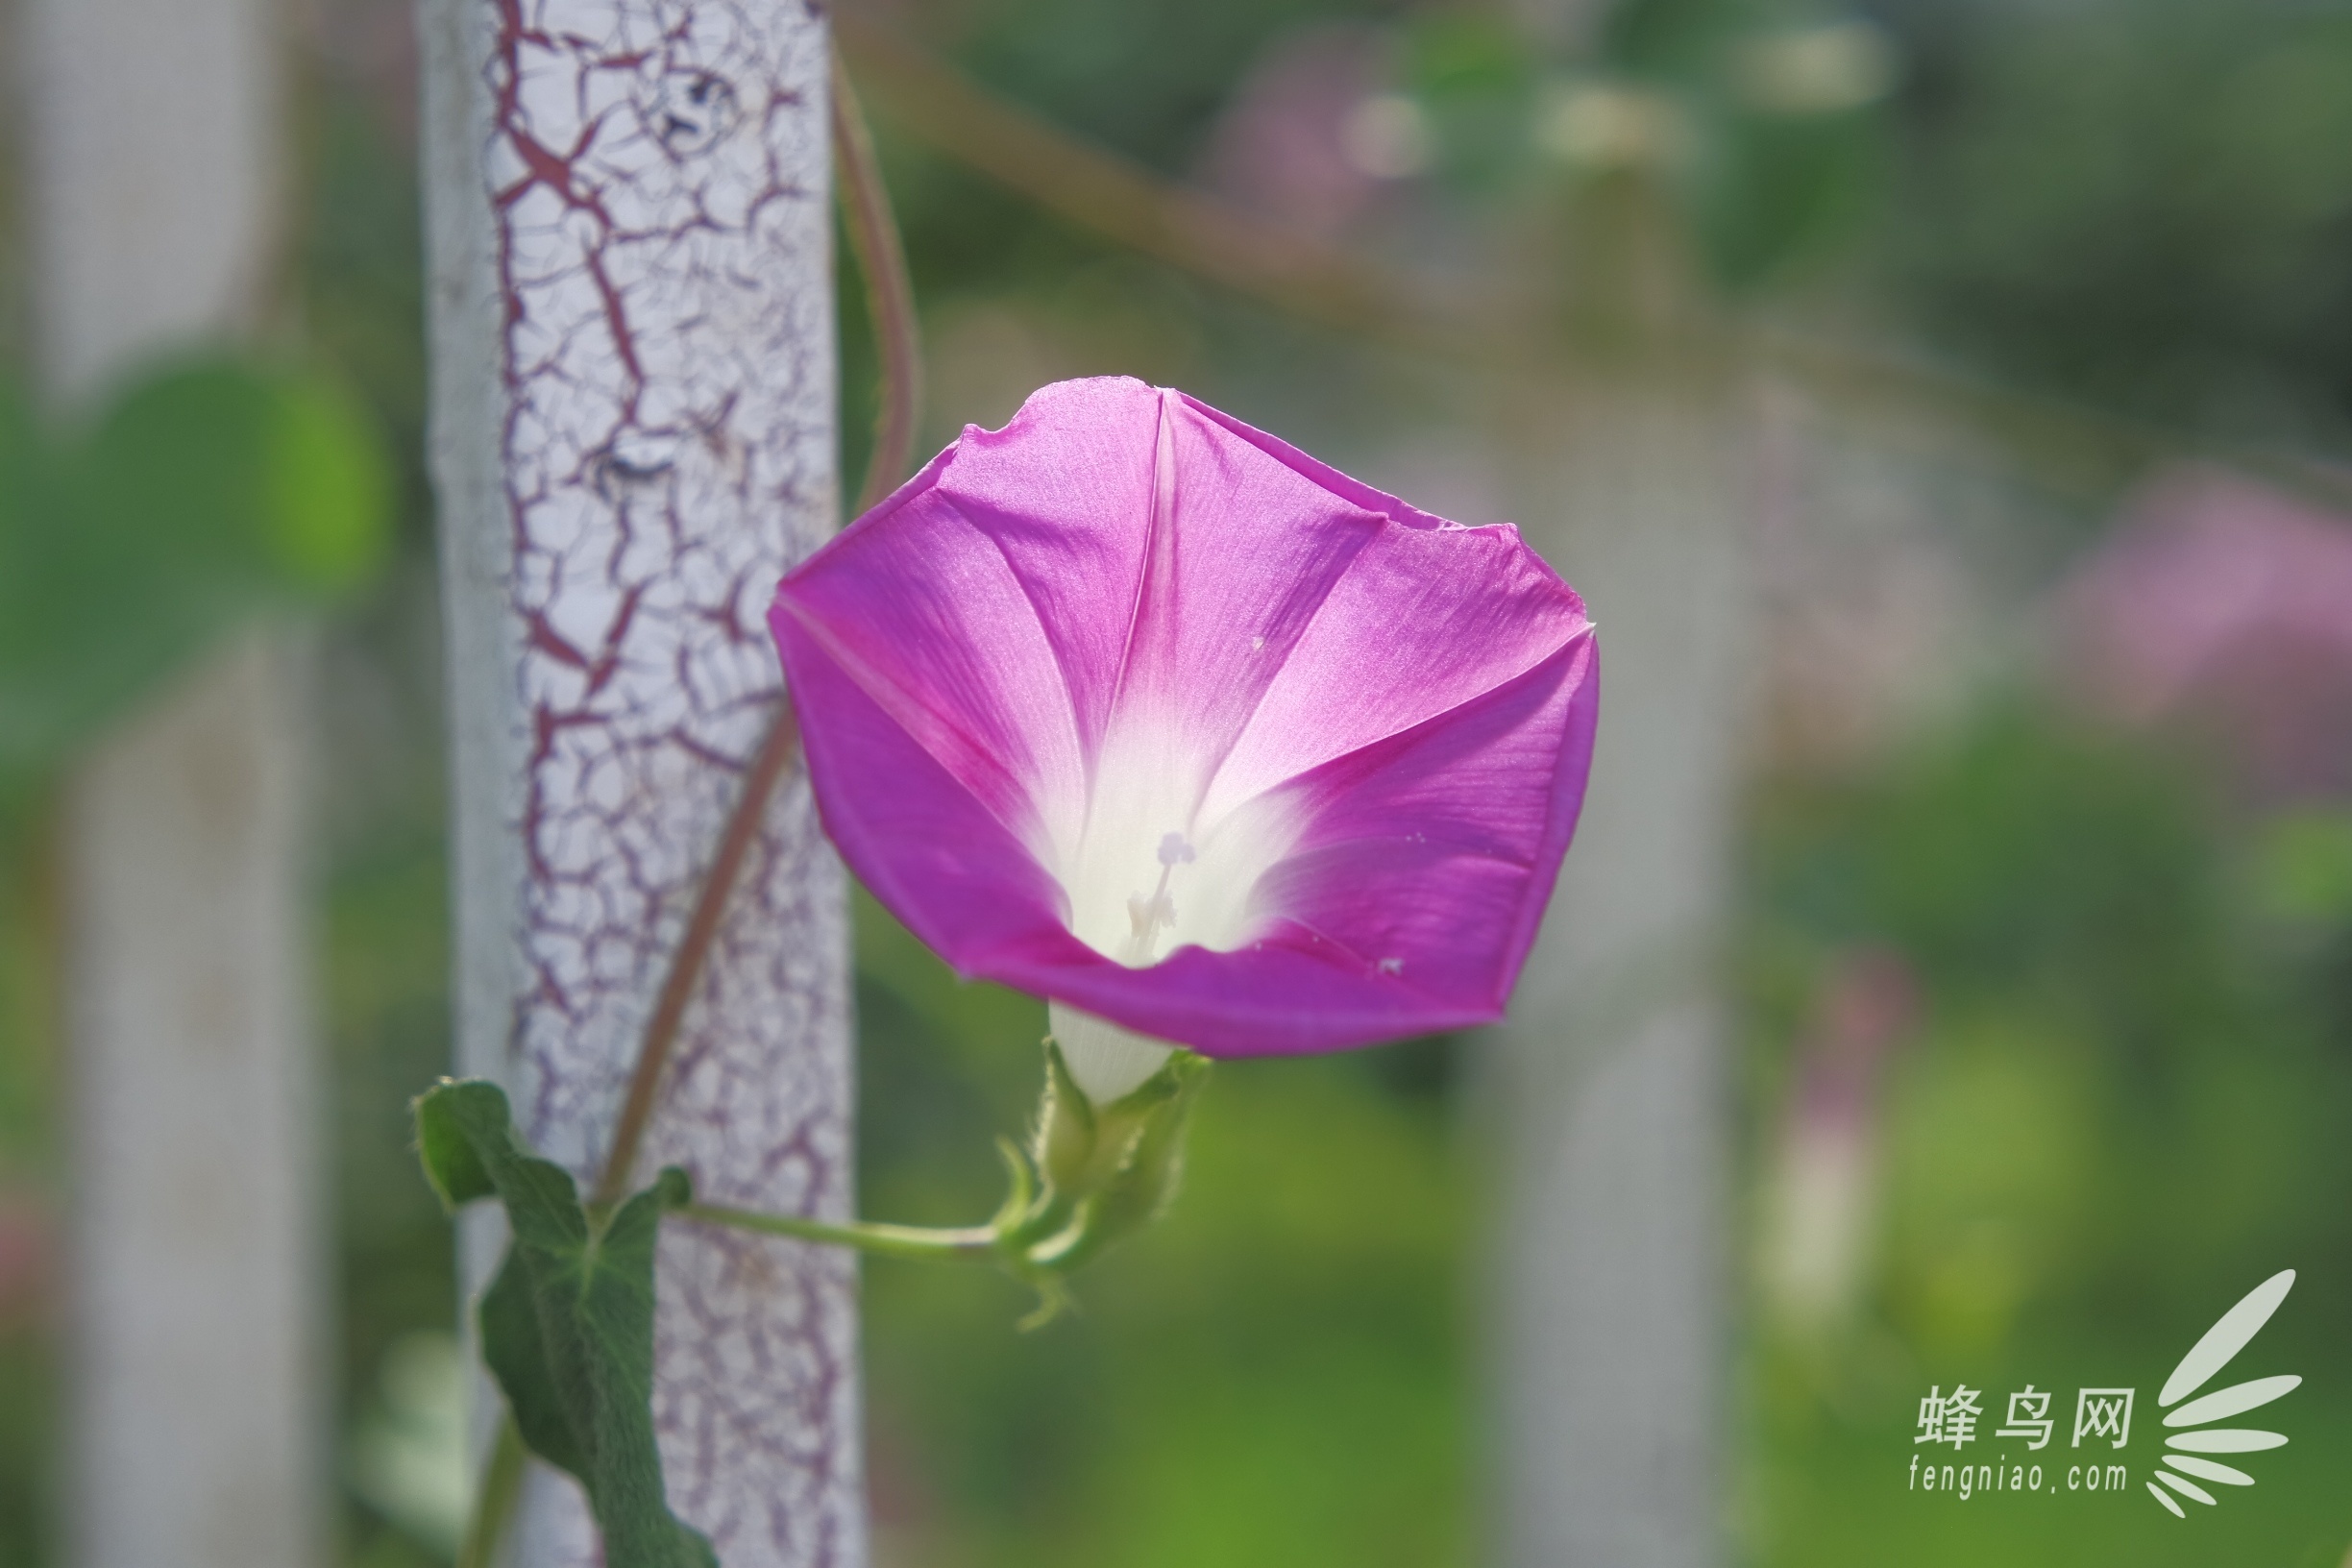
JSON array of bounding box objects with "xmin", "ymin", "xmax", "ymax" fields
[
  {"xmin": 412, "ymin": 1079, "xmax": 499, "ymax": 1208},
  {"xmin": 258, "ymin": 369, "xmax": 394, "ymax": 594},
  {"xmin": 411, "ymin": 1079, "xmax": 717, "ymax": 1568},
  {"xmin": 83, "ymin": 358, "xmax": 392, "ymax": 600},
  {"xmin": 0, "ymin": 354, "xmax": 393, "ymax": 776},
  {"xmin": 479, "ymin": 1252, "xmax": 589, "ymax": 1480}
]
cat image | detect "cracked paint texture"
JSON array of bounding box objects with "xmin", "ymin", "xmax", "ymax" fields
[{"xmin": 478, "ymin": 2, "xmax": 860, "ymax": 1563}]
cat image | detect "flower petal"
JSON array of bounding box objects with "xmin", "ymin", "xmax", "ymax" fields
[
  {"xmin": 1200, "ymin": 505, "xmax": 1588, "ymax": 822},
  {"xmin": 771, "ymin": 606, "xmax": 1075, "ymax": 969},
  {"xmin": 924, "ymin": 379, "xmax": 1164, "ymax": 763},
  {"xmin": 990, "ymin": 926, "xmax": 1512, "ymax": 1056},
  {"xmin": 1244, "ymin": 633, "xmax": 1601, "ymax": 1031},
  {"xmin": 776, "ymin": 486, "xmax": 1088, "ymax": 855},
  {"xmin": 1100, "ymin": 389, "xmax": 1389, "ymax": 825}
]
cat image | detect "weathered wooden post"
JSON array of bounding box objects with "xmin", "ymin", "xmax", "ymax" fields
[
  {"xmin": 417, "ymin": 1, "xmax": 864, "ymax": 1561},
  {"xmin": 24, "ymin": 0, "xmax": 324, "ymax": 1562},
  {"xmin": 1485, "ymin": 368, "xmax": 1745, "ymax": 1567},
  {"xmin": 1486, "ymin": 346, "xmax": 1747, "ymax": 1567}
]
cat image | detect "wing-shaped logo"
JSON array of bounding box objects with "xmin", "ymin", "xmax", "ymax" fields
[{"xmin": 2145, "ymin": 1269, "xmax": 2299, "ymax": 1517}]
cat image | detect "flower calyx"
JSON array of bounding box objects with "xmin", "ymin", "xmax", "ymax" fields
[{"xmin": 984, "ymin": 1039, "xmax": 1209, "ymax": 1325}]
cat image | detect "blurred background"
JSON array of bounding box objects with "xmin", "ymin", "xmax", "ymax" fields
[{"xmin": 4, "ymin": 0, "xmax": 2352, "ymax": 1563}]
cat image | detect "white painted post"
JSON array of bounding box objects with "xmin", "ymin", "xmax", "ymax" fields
[
  {"xmin": 1488, "ymin": 375, "xmax": 1748, "ymax": 1568},
  {"xmin": 23, "ymin": 0, "xmax": 322, "ymax": 1563},
  {"xmin": 417, "ymin": 1, "xmax": 864, "ymax": 1562}
]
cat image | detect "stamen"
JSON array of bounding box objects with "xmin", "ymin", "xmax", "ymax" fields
[
  {"xmin": 1125, "ymin": 892, "xmax": 1174, "ymax": 940},
  {"xmin": 1117, "ymin": 831, "xmax": 1197, "ymax": 965}
]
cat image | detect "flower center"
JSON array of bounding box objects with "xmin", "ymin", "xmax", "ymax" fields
[{"xmin": 1042, "ymin": 726, "xmax": 1300, "ymax": 967}]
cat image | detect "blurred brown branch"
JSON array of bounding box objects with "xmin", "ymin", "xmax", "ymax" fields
[
  {"xmin": 834, "ymin": 11, "xmax": 1466, "ymax": 348},
  {"xmin": 834, "ymin": 45, "xmax": 925, "ymax": 513},
  {"xmin": 1748, "ymin": 326, "xmax": 2352, "ymax": 513},
  {"xmin": 838, "ymin": 12, "xmax": 2352, "ymax": 515}
]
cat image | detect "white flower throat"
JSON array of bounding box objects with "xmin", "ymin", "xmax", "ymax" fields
[
  {"xmin": 1038, "ymin": 726, "xmax": 1301, "ymax": 1105},
  {"xmin": 1042, "ymin": 721, "xmax": 1299, "ymax": 971}
]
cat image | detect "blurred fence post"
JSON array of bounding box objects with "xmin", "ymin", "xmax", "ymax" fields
[
  {"xmin": 417, "ymin": 1, "xmax": 864, "ymax": 1562},
  {"xmin": 1487, "ymin": 368, "xmax": 1748, "ymax": 1568},
  {"xmin": 23, "ymin": 0, "xmax": 324, "ymax": 1565}
]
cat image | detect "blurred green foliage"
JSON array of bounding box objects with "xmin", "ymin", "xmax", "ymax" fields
[
  {"xmin": 328, "ymin": 839, "xmax": 467, "ymax": 1566},
  {"xmin": 854, "ymin": 893, "xmax": 1476, "ymax": 1568},
  {"xmin": 1880, "ymin": 0, "xmax": 2352, "ymax": 438},
  {"xmin": 1580, "ymin": 1, "xmax": 1893, "ymax": 289},
  {"xmin": 0, "ymin": 344, "xmax": 392, "ymax": 1568},
  {"xmin": 1407, "ymin": 13, "xmax": 1545, "ymax": 198},
  {"xmin": 0, "ymin": 358, "xmax": 391, "ymax": 786},
  {"xmin": 1743, "ymin": 704, "xmax": 2352, "ymax": 1565}
]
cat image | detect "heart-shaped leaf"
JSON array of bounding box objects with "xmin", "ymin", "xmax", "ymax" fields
[{"xmin": 413, "ymin": 1078, "xmax": 716, "ymax": 1568}]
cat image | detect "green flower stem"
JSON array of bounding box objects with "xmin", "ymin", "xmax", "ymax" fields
[
  {"xmin": 426, "ymin": 1040, "xmax": 1196, "ymax": 1565},
  {"xmin": 680, "ymin": 1201, "xmax": 1001, "ymax": 1263},
  {"xmin": 455, "ymin": 1412, "xmax": 527, "ymax": 1568}
]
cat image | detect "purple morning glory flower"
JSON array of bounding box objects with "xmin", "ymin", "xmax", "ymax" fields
[{"xmin": 770, "ymin": 378, "xmax": 1597, "ymax": 1098}]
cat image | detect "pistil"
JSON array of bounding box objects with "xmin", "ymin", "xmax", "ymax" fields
[{"xmin": 1118, "ymin": 831, "xmax": 1196, "ymax": 966}]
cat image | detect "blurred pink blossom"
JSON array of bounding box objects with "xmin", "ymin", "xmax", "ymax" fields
[
  {"xmin": 1760, "ymin": 949, "xmax": 1916, "ymax": 1329},
  {"xmin": 0, "ymin": 1189, "xmax": 50, "ymax": 1328},
  {"xmin": 2062, "ymin": 464, "xmax": 2352, "ymax": 799},
  {"xmin": 1195, "ymin": 24, "xmax": 1407, "ymax": 242}
]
